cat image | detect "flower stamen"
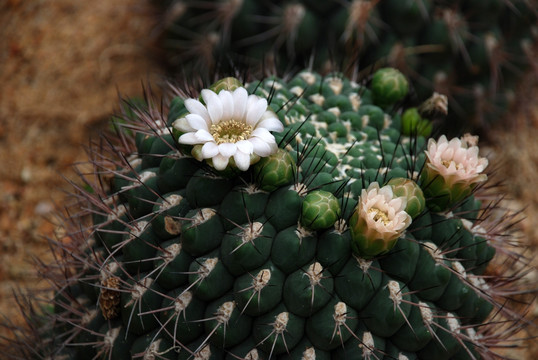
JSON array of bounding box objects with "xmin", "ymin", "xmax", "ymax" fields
[
  {"xmin": 441, "ymin": 160, "xmax": 462, "ymax": 170},
  {"xmin": 210, "ymin": 120, "xmax": 253, "ymax": 145},
  {"xmin": 368, "ymin": 207, "xmax": 390, "ymax": 225}
]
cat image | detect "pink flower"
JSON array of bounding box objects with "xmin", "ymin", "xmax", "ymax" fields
[
  {"xmin": 349, "ymin": 182, "xmax": 412, "ymax": 258},
  {"xmin": 424, "ymin": 135, "xmax": 488, "ymax": 188},
  {"xmin": 421, "ymin": 134, "xmax": 488, "ymax": 211}
]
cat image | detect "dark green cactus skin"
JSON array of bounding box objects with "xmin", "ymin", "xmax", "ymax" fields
[
  {"xmin": 154, "ymin": 0, "xmax": 537, "ymax": 134},
  {"xmin": 25, "ymin": 70, "xmax": 523, "ymax": 360}
]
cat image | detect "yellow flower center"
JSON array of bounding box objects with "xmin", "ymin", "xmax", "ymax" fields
[
  {"xmin": 368, "ymin": 207, "xmax": 390, "ymax": 225},
  {"xmin": 210, "ymin": 120, "xmax": 253, "ymax": 145},
  {"xmin": 441, "ymin": 160, "xmax": 462, "ymax": 170}
]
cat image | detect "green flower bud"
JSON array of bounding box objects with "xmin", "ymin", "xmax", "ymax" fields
[
  {"xmin": 386, "ymin": 177, "xmax": 426, "ymax": 219},
  {"xmin": 371, "ymin": 68, "xmax": 409, "ymax": 107},
  {"xmin": 401, "ymin": 107, "xmax": 432, "ymax": 137},
  {"xmin": 253, "ymin": 149, "xmax": 296, "ymax": 192},
  {"xmin": 209, "ymin": 77, "xmax": 243, "ymax": 93},
  {"xmin": 301, "ymin": 190, "xmax": 341, "ymax": 230}
]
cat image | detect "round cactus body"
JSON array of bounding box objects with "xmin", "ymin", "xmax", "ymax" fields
[{"xmin": 20, "ymin": 69, "xmax": 528, "ymax": 359}]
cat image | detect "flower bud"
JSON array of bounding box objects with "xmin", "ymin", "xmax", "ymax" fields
[
  {"xmin": 386, "ymin": 177, "xmax": 425, "ymax": 219},
  {"xmin": 253, "ymin": 149, "xmax": 296, "ymax": 192},
  {"xmin": 301, "ymin": 190, "xmax": 341, "ymax": 231}
]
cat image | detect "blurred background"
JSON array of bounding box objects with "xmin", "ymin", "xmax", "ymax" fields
[{"xmin": 0, "ymin": 0, "xmax": 536, "ymax": 358}]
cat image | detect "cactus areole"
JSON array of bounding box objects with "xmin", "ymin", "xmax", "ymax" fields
[{"xmin": 28, "ymin": 68, "xmax": 527, "ymax": 360}]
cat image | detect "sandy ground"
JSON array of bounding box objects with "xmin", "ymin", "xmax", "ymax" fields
[
  {"xmin": 0, "ymin": 0, "xmax": 163, "ymax": 335},
  {"xmin": 0, "ymin": 0, "xmax": 536, "ymax": 358}
]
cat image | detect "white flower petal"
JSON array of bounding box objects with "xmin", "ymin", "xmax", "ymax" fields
[
  {"xmin": 185, "ymin": 99, "xmax": 211, "ymax": 125},
  {"xmin": 202, "ymin": 89, "xmax": 223, "ymax": 124},
  {"xmin": 218, "ymin": 90, "xmax": 234, "ymax": 121},
  {"xmin": 257, "ymin": 116, "xmax": 284, "ymax": 132},
  {"xmin": 178, "ymin": 132, "xmax": 199, "ymax": 145},
  {"xmin": 250, "ymin": 137, "xmax": 273, "ymax": 157},
  {"xmin": 234, "ymin": 151, "xmax": 251, "ymax": 171},
  {"xmin": 212, "ymin": 154, "xmax": 229, "ymax": 170},
  {"xmin": 236, "ymin": 140, "xmax": 254, "ymax": 154},
  {"xmin": 246, "ymin": 98, "xmax": 268, "ymax": 127},
  {"xmin": 246, "ymin": 93, "xmax": 259, "ymax": 106},
  {"xmin": 218, "ymin": 142, "xmax": 237, "ymax": 157},
  {"xmin": 194, "ymin": 129, "xmax": 214, "ymax": 142},
  {"xmin": 201, "ymin": 142, "xmax": 219, "ymax": 158},
  {"xmin": 173, "ymin": 117, "xmax": 195, "ymax": 133},
  {"xmin": 232, "ymin": 87, "xmax": 248, "ymax": 120},
  {"xmin": 251, "ymin": 128, "xmax": 276, "ymax": 143},
  {"xmin": 268, "ymin": 142, "xmax": 278, "ymax": 154},
  {"xmin": 186, "ymin": 114, "xmax": 209, "ymax": 131}
]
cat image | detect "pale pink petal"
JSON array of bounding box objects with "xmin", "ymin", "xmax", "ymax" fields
[
  {"xmin": 246, "ymin": 98, "xmax": 268, "ymax": 127},
  {"xmin": 378, "ymin": 187, "xmax": 393, "ymax": 200},
  {"xmin": 388, "ymin": 198, "xmax": 403, "ymax": 212},
  {"xmin": 218, "ymin": 142, "xmax": 237, "ymax": 157},
  {"xmin": 466, "ymin": 146, "xmax": 479, "ymax": 159},
  {"xmin": 453, "ymin": 147, "xmax": 468, "ymax": 161},
  {"xmin": 201, "ymin": 142, "xmax": 219, "ymax": 158},
  {"xmin": 449, "ymin": 137, "xmax": 461, "ymax": 149},
  {"xmin": 186, "ymin": 114, "xmax": 209, "ymax": 131},
  {"xmin": 201, "ymin": 89, "xmax": 223, "ymax": 124},
  {"xmin": 234, "ymin": 151, "xmax": 251, "ymax": 171},
  {"xmin": 443, "ymin": 147, "xmax": 454, "ymax": 161}
]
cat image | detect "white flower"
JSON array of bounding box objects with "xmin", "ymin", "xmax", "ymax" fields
[
  {"xmin": 175, "ymin": 87, "xmax": 283, "ymax": 171},
  {"xmin": 424, "ymin": 135, "xmax": 488, "ymax": 188}
]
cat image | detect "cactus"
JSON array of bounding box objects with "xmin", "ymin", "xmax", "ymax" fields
[
  {"xmin": 4, "ymin": 68, "xmax": 531, "ymax": 359},
  {"xmin": 153, "ymin": 0, "xmax": 537, "ymax": 133}
]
